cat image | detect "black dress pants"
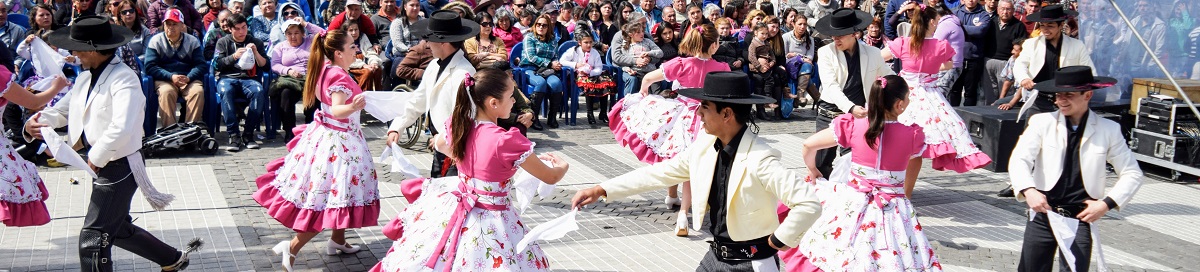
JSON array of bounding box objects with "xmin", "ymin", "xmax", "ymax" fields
[
  {"xmin": 80, "ymin": 157, "xmax": 180, "ymax": 271},
  {"xmin": 1019, "ymin": 212, "xmax": 1092, "ymax": 272},
  {"xmin": 949, "ymin": 59, "xmax": 986, "ymax": 106},
  {"xmin": 813, "ymin": 111, "xmax": 845, "ymax": 178}
]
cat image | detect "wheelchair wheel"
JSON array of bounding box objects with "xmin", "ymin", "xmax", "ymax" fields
[{"xmin": 392, "ymin": 84, "xmax": 426, "ymax": 149}]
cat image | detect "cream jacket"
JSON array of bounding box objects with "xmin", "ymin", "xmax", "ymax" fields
[
  {"xmin": 387, "ymin": 50, "xmax": 476, "ymax": 134},
  {"xmin": 816, "ymin": 41, "xmax": 895, "ymax": 112},
  {"xmin": 1009, "ymin": 110, "xmax": 1143, "ymax": 209},
  {"xmin": 601, "ymin": 130, "xmax": 822, "ymax": 247},
  {"xmin": 29, "ymin": 57, "xmax": 145, "ymax": 168}
]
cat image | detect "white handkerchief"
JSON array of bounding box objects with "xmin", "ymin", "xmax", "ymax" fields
[
  {"xmin": 379, "ymin": 143, "xmax": 421, "ymax": 179},
  {"xmin": 40, "ymin": 127, "xmax": 97, "ymax": 178},
  {"xmin": 362, "ymin": 92, "xmax": 415, "ymax": 121},
  {"xmin": 516, "ymin": 209, "xmax": 579, "ymax": 253},
  {"xmin": 236, "ymin": 48, "xmax": 256, "ymax": 70},
  {"xmin": 1031, "ymin": 210, "xmax": 1108, "ymax": 272},
  {"xmin": 511, "ymin": 160, "xmax": 556, "ymax": 214}
]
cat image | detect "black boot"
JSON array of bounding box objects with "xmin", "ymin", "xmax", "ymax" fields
[
  {"xmin": 530, "ymin": 92, "xmax": 545, "ymax": 131},
  {"xmin": 586, "ymin": 97, "xmax": 597, "ymax": 125},
  {"xmin": 998, "ymin": 185, "xmax": 1015, "ymax": 197},
  {"xmin": 599, "ymin": 98, "xmax": 610, "ymax": 124},
  {"xmin": 547, "ymin": 92, "xmax": 562, "ymax": 129}
]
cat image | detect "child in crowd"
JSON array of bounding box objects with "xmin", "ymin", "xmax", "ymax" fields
[
  {"xmin": 560, "ymin": 25, "xmax": 615, "ymax": 125},
  {"xmin": 994, "ymin": 39, "xmax": 1028, "ymax": 111}
]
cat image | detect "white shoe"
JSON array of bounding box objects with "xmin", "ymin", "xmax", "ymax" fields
[
  {"xmin": 325, "ymin": 240, "xmax": 362, "ymax": 255},
  {"xmin": 271, "ymin": 241, "xmax": 296, "ymax": 272},
  {"xmin": 675, "ymin": 213, "xmax": 689, "ymax": 237},
  {"xmin": 665, "ymin": 197, "xmax": 681, "ymax": 207}
]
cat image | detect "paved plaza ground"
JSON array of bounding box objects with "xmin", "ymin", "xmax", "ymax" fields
[{"xmin": 1, "ymin": 109, "xmax": 1195, "ymax": 271}]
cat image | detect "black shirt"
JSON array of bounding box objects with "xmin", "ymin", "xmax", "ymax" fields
[
  {"xmin": 435, "ymin": 50, "xmax": 457, "ymax": 79},
  {"xmin": 1031, "ymin": 39, "xmax": 1062, "ymax": 111},
  {"xmin": 87, "ymin": 54, "xmax": 119, "ymax": 100},
  {"xmin": 707, "ymin": 126, "xmax": 747, "ymax": 243},
  {"xmin": 1044, "ymin": 113, "xmax": 1091, "ymax": 207},
  {"xmin": 986, "ymin": 17, "xmax": 1030, "ymax": 60},
  {"xmin": 843, "ymin": 45, "xmax": 866, "ymax": 107}
]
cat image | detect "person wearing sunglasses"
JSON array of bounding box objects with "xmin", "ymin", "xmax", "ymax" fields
[
  {"xmin": 108, "ymin": 0, "xmax": 151, "ymax": 70},
  {"xmin": 465, "ymin": 12, "xmax": 509, "ymax": 68},
  {"xmin": 267, "ymin": 1, "xmax": 305, "ymax": 45}
]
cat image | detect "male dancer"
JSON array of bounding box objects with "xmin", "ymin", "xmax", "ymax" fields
[
  {"xmin": 385, "ymin": 10, "xmax": 478, "ymax": 177},
  {"xmin": 1009, "ymin": 66, "xmax": 1142, "ymax": 272},
  {"xmin": 25, "ymin": 16, "xmax": 202, "ymax": 271}
]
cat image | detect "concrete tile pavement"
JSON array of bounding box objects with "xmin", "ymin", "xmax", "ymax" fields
[{"xmin": 5, "ymin": 108, "xmax": 1195, "ymax": 271}]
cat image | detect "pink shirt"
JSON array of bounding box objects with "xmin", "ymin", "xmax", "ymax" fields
[
  {"xmin": 832, "ymin": 114, "xmax": 926, "ymax": 171},
  {"xmin": 662, "ymin": 57, "xmax": 732, "ymax": 89},
  {"xmin": 887, "ymin": 37, "xmax": 956, "ymax": 74}
]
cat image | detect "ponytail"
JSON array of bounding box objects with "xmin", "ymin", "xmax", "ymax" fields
[
  {"xmin": 303, "ymin": 30, "xmax": 349, "ymax": 108},
  {"xmin": 678, "ymin": 23, "xmax": 718, "ymax": 57},
  {"xmin": 449, "ymin": 68, "xmax": 513, "ymax": 160},
  {"xmin": 864, "ymin": 75, "xmax": 908, "ymax": 150},
  {"xmin": 906, "ymin": 3, "xmax": 939, "ymax": 56}
]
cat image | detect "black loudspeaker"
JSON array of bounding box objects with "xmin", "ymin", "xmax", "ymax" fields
[{"xmin": 955, "ymin": 106, "xmax": 1027, "ymax": 172}]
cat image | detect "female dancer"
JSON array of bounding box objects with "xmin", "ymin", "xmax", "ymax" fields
[
  {"xmin": 372, "ymin": 67, "xmax": 569, "ymax": 271},
  {"xmin": 253, "ymin": 29, "xmax": 380, "ymax": 271},
  {"xmin": 609, "ymin": 23, "xmax": 729, "ymax": 236},
  {"xmin": 790, "ymin": 75, "xmax": 943, "ymax": 271},
  {"xmin": 1, "ymin": 69, "xmax": 68, "ymax": 227},
  {"xmin": 881, "ymin": 4, "xmax": 990, "ymax": 172}
]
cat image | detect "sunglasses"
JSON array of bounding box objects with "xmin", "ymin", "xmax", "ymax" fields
[
  {"xmin": 283, "ymin": 10, "xmax": 300, "ymax": 16},
  {"xmin": 534, "ymin": 22, "xmax": 548, "ymax": 27},
  {"xmin": 515, "ymin": 3, "xmax": 527, "ymax": 7},
  {"xmin": 121, "ymin": 9, "xmax": 136, "ymax": 15},
  {"xmin": 480, "ymin": 21, "xmax": 494, "ymax": 27}
]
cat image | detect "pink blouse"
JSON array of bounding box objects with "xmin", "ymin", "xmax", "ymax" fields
[
  {"xmin": 832, "ymin": 114, "xmax": 926, "ymax": 171},
  {"xmin": 662, "ymin": 57, "xmax": 732, "ymax": 89},
  {"xmin": 887, "ymin": 37, "xmax": 956, "ymax": 74}
]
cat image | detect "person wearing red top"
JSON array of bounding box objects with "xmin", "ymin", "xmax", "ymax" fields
[{"xmin": 328, "ymin": 0, "xmax": 379, "ymax": 45}]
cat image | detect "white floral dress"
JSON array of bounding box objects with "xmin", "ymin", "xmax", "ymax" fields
[{"xmin": 0, "ymin": 66, "xmax": 50, "ymax": 227}]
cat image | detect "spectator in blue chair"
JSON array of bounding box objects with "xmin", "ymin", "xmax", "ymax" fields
[
  {"xmin": 214, "ymin": 13, "xmax": 269, "ymax": 151},
  {"xmin": 612, "ymin": 20, "xmax": 663, "ymax": 98},
  {"xmin": 388, "ymin": 0, "xmax": 423, "ymax": 59},
  {"xmin": 520, "ymin": 14, "xmax": 566, "ymax": 130},
  {"xmin": 247, "ymin": 0, "xmax": 276, "ymax": 43},
  {"xmin": 493, "ymin": 8, "xmax": 523, "ymax": 49},
  {"xmin": 268, "ymin": 19, "xmax": 321, "ymax": 142},
  {"xmin": 560, "ymin": 24, "xmax": 612, "ymax": 125},
  {"xmin": 146, "ymin": 8, "xmax": 207, "ymax": 128},
  {"xmin": 266, "ymin": 1, "xmax": 302, "ymax": 45},
  {"xmin": 464, "ymin": 13, "xmax": 509, "ymax": 68},
  {"xmin": 203, "ymin": 10, "xmax": 231, "ymax": 60},
  {"xmin": 109, "ymin": 0, "xmax": 153, "ymax": 70},
  {"xmin": 0, "ymin": 2, "xmax": 30, "ymax": 65}
]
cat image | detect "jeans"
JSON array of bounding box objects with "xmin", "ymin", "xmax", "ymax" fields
[
  {"xmin": 525, "ymin": 70, "xmax": 564, "ymax": 94},
  {"xmin": 621, "ymin": 71, "xmax": 642, "ymax": 95},
  {"xmin": 217, "ymin": 77, "xmax": 267, "ymax": 136}
]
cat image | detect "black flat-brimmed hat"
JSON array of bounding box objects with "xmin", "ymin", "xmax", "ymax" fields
[
  {"xmin": 1033, "ymin": 66, "xmax": 1117, "ymax": 93},
  {"xmin": 45, "ymin": 16, "xmax": 135, "ymax": 51},
  {"xmin": 677, "ymin": 72, "xmax": 776, "ymax": 104},
  {"xmin": 1025, "ymin": 5, "xmax": 1077, "ymax": 22},
  {"xmin": 411, "ymin": 10, "xmax": 480, "ymax": 43},
  {"xmin": 813, "ymin": 8, "xmax": 872, "ymax": 37}
]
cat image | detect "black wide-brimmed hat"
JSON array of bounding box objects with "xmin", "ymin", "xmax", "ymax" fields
[
  {"xmin": 813, "ymin": 8, "xmax": 872, "ymax": 37},
  {"xmin": 1026, "ymin": 5, "xmax": 1077, "ymax": 22},
  {"xmin": 1033, "ymin": 66, "xmax": 1117, "ymax": 93},
  {"xmin": 45, "ymin": 16, "xmax": 135, "ymax": 51},
  {"xmin": 678, "ymin": 72, "xmax": 776, "ymax": 104},
  {"xmin": 411, "ymin": 10, "xmax": 480, "ymax": 43}
]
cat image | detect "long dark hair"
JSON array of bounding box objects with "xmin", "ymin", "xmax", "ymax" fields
[
  {"xmin": 31, "ymin": 4, "xmax": 56, "ymax": 34},
  {"xmin": 907, "ymin": 2, "xmax": 939, "ymax": 55},
  {"xmin": 865, "ymin": 75, "xmax": 909, "ymax": 150},
  {"xmin": 303, "ymin": 29, "xmax": 350, "ymax": 108},
  {"xmin": 476, "ymin": 12, "xmax": 496, "ymax": 40},
  {"xmin": 450, "ymin": 68, "xmax": 512, "ymax": 160}
]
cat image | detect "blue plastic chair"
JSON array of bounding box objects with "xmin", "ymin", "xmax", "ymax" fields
[
  {"xmin": 508, "ymin": 42, "xmax": 531, "ymax": 96},
  {"xmin": 555, "ymin": 41, "xmax": 579, "ymax": 125},
  {"xmin": 203, "ymin": 57, "xmax": 272, "ymax": 137},
  {"xmin": 8, "ymin": 13, "xmax": 29, "ymax": 29},
  {"xmin": 315, "ymin": 0, "xmax": 332, "ymax": 27},
  {"xmin": 605, "ymin": 46, "xmax": 624, "ymax": 102}
]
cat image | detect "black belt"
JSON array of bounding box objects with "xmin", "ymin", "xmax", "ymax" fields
[
  {"xmin": 707, "ymin": 236, "xmax": 778, "ymax": 261},
  {"xmin": 816, "ymin": 101, "xmax": 844, "ymax": 119},
  {"xmin": 1049, "ymin": 205, "xmax": 1085, "ymax": 218}
]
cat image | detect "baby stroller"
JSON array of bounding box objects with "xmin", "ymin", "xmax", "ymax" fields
[{"xmin": 143, "ymin": 122, "xmax": 219, "ymax": 157}]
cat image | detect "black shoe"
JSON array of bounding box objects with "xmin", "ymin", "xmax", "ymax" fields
[
  {"xmin": 531, "ymin": 120, "xmax": 544, "ymax": 131},
  {"xmin": 223, "ymin": 136, "xmax": 243, "ymax": 152},
  {"xmin": 997, "ymin": 186, "xmax": 1015, "ymax": 197},
  {"xmin": 242, "ymin": 135, "xmax": 260, "ymax": 149},
  {"xmin": 587, "ymin": 113, "xmax": 596, "ymax": 125},
  {"xmin": 547, "ymin": 118, "xmax": 559, "ymax": 129}
]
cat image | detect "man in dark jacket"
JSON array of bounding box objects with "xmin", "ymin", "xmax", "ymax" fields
[
  {"xmin": 953, "ymin": 0, "xmax": 993, "ymax": 104},
  {"xmin": 982, "ymin": 0, "xmax": 1026, "ymax": 107},
  {"xmin": 145, "ymin": 9, "xmax": 207, "ymax": 128},
  {"xmin": 213, "ymin": 14, "xmax": 268, "ymax": 151}
]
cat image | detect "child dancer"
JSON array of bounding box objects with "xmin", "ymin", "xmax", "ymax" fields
[
  {"xmin": 1, "ymin": 67, "xmax": 68, "ymax": 227},
  {"xmin": 789, "ymin": 76, "xmax": 943, "ymax": 271},
  {"xmin": 609, "ymin": 24, "xmax": 730, "ymax": 236},
  {"xmin": 881, "ymin": 5, "xmax": 990, "ymax": 172},
  {"xmin": 560, "ymin": 23, "xmax": 614, "ymax": 125},
  {"xmin": 372, "ymin": 67, "xmax": 570, "ymax": 271},
  {"xmin": 253, "ymin": 29, "xmax": 380, "ymax": 271}
]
